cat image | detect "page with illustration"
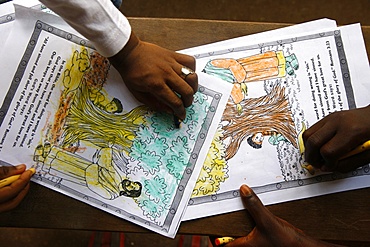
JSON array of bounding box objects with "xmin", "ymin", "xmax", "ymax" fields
[
  {"xmin": 0, "ymin": 0, "xmax": 56, "ymax": 56},
  {"xmin": 183, "ymin": 23, "xmax": 370, "ymax": 220},
  {"xmin": 0, "ymin": 6, "xmax": 232, "ymax": 237}
]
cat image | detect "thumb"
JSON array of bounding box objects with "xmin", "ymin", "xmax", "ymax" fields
[
  {"xmin": 225, "ymin": 185, "xmax": 274, "ymax": 247},
  {"xmin": 239, "ymin": 184, "xmax": 274, "ymax": 227},
  {"xmin": 0, "ymin": 164, "xmax": 26, "ymax": 179}
]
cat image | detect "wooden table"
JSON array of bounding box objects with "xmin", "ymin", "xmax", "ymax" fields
[{"xmin": 1, "ymin": 18, "xmax": 369, "ymax": 243}]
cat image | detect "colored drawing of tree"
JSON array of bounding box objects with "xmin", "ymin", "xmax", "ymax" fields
[
  {"xmin": 128, "ymin": 92, "xmax": 211, "ymax": 222},
  {"xmin": 192, "ymin": 83, "xmax": 297, "ymax": 197},
  {"xmin": 192, "ymin": 126, "xmax": 228, "ymax": 196},
  {"xmin": 222, "ymin": 84, "xmax": 297, "ymax": 160}
]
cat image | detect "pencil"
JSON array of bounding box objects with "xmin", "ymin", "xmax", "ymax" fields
[{"xmin": 214, "ymin": 237, "xmax": 235, "ymax": 246}]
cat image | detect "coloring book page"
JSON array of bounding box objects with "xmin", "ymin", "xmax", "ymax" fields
[
  {"xmin": 182, "ymin": 22, "xmax": 370, "ymax": 220},
  {"xmin": 0, "ymin": 1, "xmax": 15, "ymax": 51},
  {"xmin": 0, "ymin": 5, "xmax": 232, "ymax": 237},
  {"xmin": 0, "ymin": 0, "xmax": 52, "ymax": 55}
]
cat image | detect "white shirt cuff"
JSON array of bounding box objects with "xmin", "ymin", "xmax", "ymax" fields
[{"xmin": 40, "ymin": 0, "xmax": 131, "ymax": 57}]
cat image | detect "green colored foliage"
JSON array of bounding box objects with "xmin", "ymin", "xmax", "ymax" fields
[{"xmin": 128, "ymin": 92, "xmax": 212, "ymax": 223}]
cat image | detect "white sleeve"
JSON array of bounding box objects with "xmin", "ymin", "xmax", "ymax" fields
[{"xmin": 39, "ymin": 0, "xmax": 131, "ymax": 57}]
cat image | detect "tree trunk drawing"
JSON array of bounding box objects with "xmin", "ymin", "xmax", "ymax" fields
[{"xmin": 221, "ymin": 85, "xmax": 297, "ymax": 160}]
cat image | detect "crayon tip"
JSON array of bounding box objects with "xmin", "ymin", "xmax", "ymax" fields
[
  {"xmin": 174, "ymin": 116, "xmax": 181, "ymax": 128},
  {"xmin": 29, "ymin": 167, "xmax": 36, "ymax": 175}
]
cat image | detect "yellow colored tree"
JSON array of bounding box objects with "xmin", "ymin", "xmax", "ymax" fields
[{"xmin": 192, "ymin": 127, "xmax": 229, "ymax": 197}]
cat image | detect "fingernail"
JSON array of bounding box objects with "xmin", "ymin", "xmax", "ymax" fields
[
  {"xmin": 16, "ymin": 164, "xmax": 26, "ymax": 169},
  {"xmin": 240, "ymin": 184, "xmax": 252, "ymax": 197}
]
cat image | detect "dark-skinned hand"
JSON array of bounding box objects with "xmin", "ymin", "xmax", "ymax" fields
[
  {"xmin": 224, "ymin": 185, "xmax": 343, "ymax": 247},
  {"xmin": 303, "ymin": 105, "xmax": 370, "ymax": 172},
  {"xmin": 0, "ymin": 164, "xmax": 33, "ymax": 213},
  {"xmin": 109, "ymin": 33, "xmax": 198, "ymax": 120}
]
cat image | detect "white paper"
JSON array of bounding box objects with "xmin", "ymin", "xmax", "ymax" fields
[
  {"xmin": 181, "ymin": 19, "xmax": 337, "ymax": 54},
  {"xmin": 0, "ymin": 1, "xmax": 16, "ymax": 54},
  {"xmin": 0, "ymin": 5, "xmax": 232, "ymax": 237},
  {"xmin": 182, "ymin": 21, "xmax": 370, "ymax": 220}
]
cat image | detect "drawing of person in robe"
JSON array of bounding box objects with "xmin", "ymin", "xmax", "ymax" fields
[
  {"xmin": 41, "ymin": 83, "xmax": 147, "ymax": 200},
  {"xmin": 34, "ymin": 143, "xmax": 142, "ymax": 200},
  {"xmin": 203, "ymin": 51, "xmax": 299, "ymax": 114},
  {"xmin": 37, "ymin": 48, "xmax": 149, "ymax": 199}
]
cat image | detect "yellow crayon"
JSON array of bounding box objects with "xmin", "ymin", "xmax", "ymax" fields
[
  {"xmin": 340, "ymin": 140, "xmax": 370, "ymax": 160},
  {"xmin": 215, "ymin": 237, "xmax": 235, "ymax": 246},
  {"xmin": 0, "ymin": 167, "xmax": 36, "ymax": 189}
]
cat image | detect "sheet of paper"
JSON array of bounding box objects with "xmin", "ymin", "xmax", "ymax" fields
[
  {"xmin": 181, "ymin": 18, "xmax": 337, "ymax": 54},
  {"xmin": 0, "ymin": 1, "xmax": 16, "ymax": 54},
  {"xmin": 0, "ymin": 5, "xmax": 232, "ymax": 237},
  {"xmin": 182, "ymin": 22, "xmax": 370, "ymax": 220},
  {"xmin": 0, "ymin": 0, "xmax": 52, "ymax": 56}
]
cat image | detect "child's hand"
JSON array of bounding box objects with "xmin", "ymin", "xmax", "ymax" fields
[
  {"xmin": 109, "ymin": 33, "xmax": 198, "ymax": 121},
  {"xmin": 226, "ymin": 185, "xmax": 343, "ymax": 247},
  {"xmin": 0, "ymin": 164, "xmax": 33, "ymax": 213},
  {"xmin": 303, "ymin": 105, "xmax": 370, "ymax": 172}
]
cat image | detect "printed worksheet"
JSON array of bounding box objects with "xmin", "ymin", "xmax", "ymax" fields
[
  {"xmin": 0, "ymin": 5, "xmax": 231, "ymax": 237},
  {"xmin": 182, "ymin": 22, "xmax": 370, "ymax": 220},
  {"xmin": 0, "ymin": 0, "xmax": 51, "ymax": 54}
]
